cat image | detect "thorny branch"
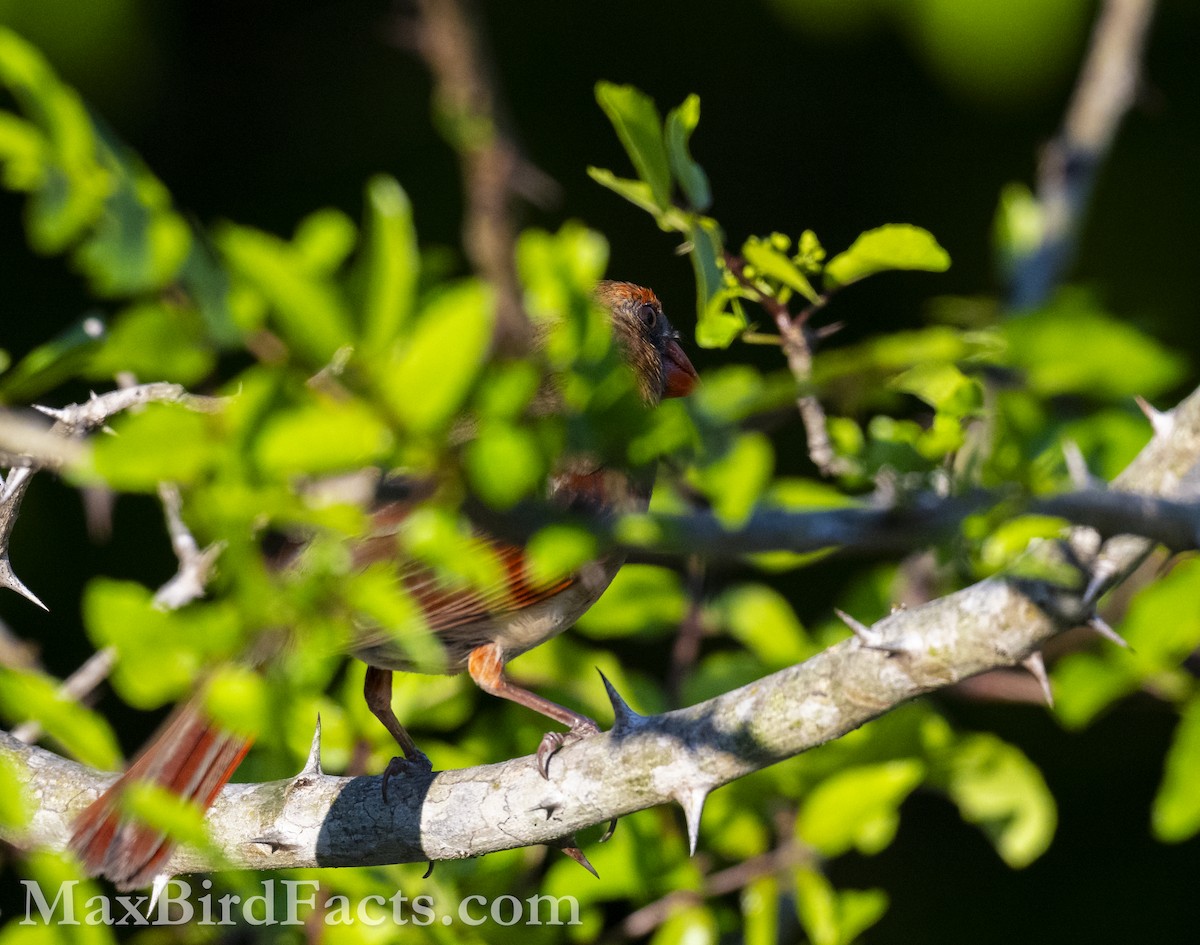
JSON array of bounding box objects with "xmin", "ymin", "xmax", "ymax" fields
[{"xmin": 3, "ymin": 377, "xmax": 1200, "ymax": 879}]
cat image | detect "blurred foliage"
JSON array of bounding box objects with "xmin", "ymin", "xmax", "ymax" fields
[{"xmin": 0, "ymin": 14, "xmax": 1197, "ymax": 945}]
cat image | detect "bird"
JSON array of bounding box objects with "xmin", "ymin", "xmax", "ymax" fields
[{"xmin": 69, "ymin": 281, "xmax": 699, "ymax": 890}]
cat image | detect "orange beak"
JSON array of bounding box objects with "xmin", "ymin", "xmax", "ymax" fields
[{"xmin": 663, "ymin": 337, "xmax": 699, "ymax": 399}]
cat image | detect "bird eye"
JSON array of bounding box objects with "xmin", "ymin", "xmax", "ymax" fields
[{"xmin": 638, "ymin": 303, "xmax": 658, "ymax": 329}]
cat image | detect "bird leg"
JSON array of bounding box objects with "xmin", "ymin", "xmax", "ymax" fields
[
  {"xmin": 467, "ymin": 643, "xmax": 600, "ymax": 778},
  {"xmin": 363, "ymin": 665, "xmax": 432, "ymax": 801}
]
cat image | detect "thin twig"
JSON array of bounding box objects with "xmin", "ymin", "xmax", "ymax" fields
[
  {"xmin": 10, "ymin": 647, "xmax": 116, "ymax": 745},
  {"xmin": 1010, "ymin": 0, "xmax": 1158, "ymax": 307}
]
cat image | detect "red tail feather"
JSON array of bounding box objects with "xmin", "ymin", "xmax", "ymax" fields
[{"xmin": 70, "ymin": 702, "xmax": 251, "ymax": 891}]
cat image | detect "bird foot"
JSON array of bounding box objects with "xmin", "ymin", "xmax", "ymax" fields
[
  {"xmin": 536, "ymin": 718, "xmax": 600, "ymax": 779},
  {"xmin": 381, "ymin": 750, "xmax": 433, "ymax": 803}
]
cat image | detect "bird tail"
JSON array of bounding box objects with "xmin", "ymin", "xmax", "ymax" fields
[{"xmin": 69, "ymin": 701, "xmax": 251, "ymax": 891}]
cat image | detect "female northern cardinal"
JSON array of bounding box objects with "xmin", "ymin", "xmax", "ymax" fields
[{"xmin": 69, "ymin": 281, "xmax": 698, "ymax": 889}]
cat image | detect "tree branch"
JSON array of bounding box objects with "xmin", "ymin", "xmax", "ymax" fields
[{"xmin": 4, "ymin": 379, "xmax": 1200, "ymax": 879}]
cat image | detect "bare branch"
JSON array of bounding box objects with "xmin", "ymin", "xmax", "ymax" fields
[
  {"xmin": 152, "ymin": 483, "xmax": 225, "ymax": 611},
  {"xmin": 1010, "ymin": 0, "xmax": 1158, "ymax": 307}
]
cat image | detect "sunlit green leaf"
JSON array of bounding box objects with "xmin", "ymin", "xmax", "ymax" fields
[
  {"xmin": 526, "ymin": 524, "xmax": 599, "ymax": 587},
  {"xmin": 292, "ymin": 207, "xmax": 356, "ymax": 275},
  {"xmin": 595, "ymin": 82, "xmax": 671, "ymax": 211},
  {"xmin": 358, "ymin": 175, "xmax": 419, "ymax": 353},
  {"xmin": 586, "ymin": 166, "xmax": 663, "ymax": 216},
  {"xmin": 1003, "ymin": 290, "xmax": 1186, "ymax": 399},
  {"xmin": 576, "ymin": 564, "xmax": 686, "ymax": 640},
  {"xmin": 464, "ymin": 421, "xmax": 545, "ymax": 509},
  {"xmin": 380, "ymin": 280, "xmax": 493, "ymax": 433},
  {"xmin": 665, "ymin": 93, "xmax": 711, "ymax": 211},
  {"xmin": 711, "ymin": 583, "xmax": 810, "ymax": 669},
  {"xmin": 691, "ymin": 431, "xmax": 774, "ymax": 525},
  {"xmin": 202, "ymin": 665, "xmax": 269, "ymax": 740},
  {"xmin": 255, "ymin": 399, "xmax": 394, "ymax": 477},
  {"xmin": 824, "ymin": 224, "xmax": 950, "ymax": 289},
  {"xmin": 0, "ymin": 666, "xmax": 122, "ymax": 770},
  {"xmin": 1051, "ymin": 651, "xmax": 1139, "ymax": 730},
  {"xmin": 936, "ymin": 733, "xmax": 1056, "ymax": 867},
  {"xmin": 743, "ymin": 234, "xmax": 819, "ymax": 303},
  {"xmin": 650, "ymin": 905, "xmax": 718, "ymax": 945},
  {"xmin": 83, "ymin": 579, "xmax": 243, "ymax": 708},
  {"xmin": 795, "ymin": 869, "xmax": 889, "ymax": 945},
  {"xmin": 89, "ymin": 402, "xmax": 219, "ymax": 491},
  {"xmin": 0, "ymin": 752, "xmax": 30, "ymax": 829},
  {"xmin": 86, "ymin": 302, "xmax": 214, "ymax": 385},
  {"xmin": 892, "ymin": 362, "xmax": 983, "ymax": 417},
  {"xmin": 1152, "ymin": 695, "xmax": 1200, "ymax": 842},
  {"xmin": 797, "ymin": 760, "xmax": 925, "ymax": 857},
  {"xmin": 218, "ymin": 222, "xmax": 354, "ymax": 365}
]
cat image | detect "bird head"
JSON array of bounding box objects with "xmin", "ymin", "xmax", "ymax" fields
[{"xmin": 596, "ymin": 281, "xmax": 699, "ymax": 406}]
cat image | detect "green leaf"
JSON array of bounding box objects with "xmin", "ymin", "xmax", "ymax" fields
[
  {"xmin": 1051, "ymin": 651, "xmax": 1140, "ymax": 730},
  {"xmin": 0, "ymin": 666, "xmax": 122, "ymax": 770},
  {"xmin": 359, "ymin": 175, "xmax": 419, "ymax": 353},
  {"xmin": 586, "ymin": 166, "xmax": 664, "ymax": 216},
  {"xmin": 86, "ymin": 302, "xmax": 214, "ymax": 385},
  {"xmin": 89, "ymin": 402, "xmax": 218, "ymax": 491},
  {"xmin": 464, "ymin": 421, "xmax": 545, "ymax": 509},
  {"xmin": 576, "ymin": 564, "xmax": 686, "ymax": 640},
  {"xmin": 797, "ymin": 760, "xmax": 925, "ymax": 857},
  {"xmin": 664, "ymin": 94, "xmax": 711, "ymax": 211},
  {"xmin": 379, "ymin": 280, "xmax": 493, "ymax": 433},
  {"xmin": 292, "ymin": 207, "xmax": 357, "ymax": 275},
  {"xmin": 711, "ymin": 583, "xmax": 810, "ymax": 669},
  {"xmin": 891, "ymin": 362, "xmax": 983, "ymax": 417},
  {"xmin": 73, "ymin": 140, "xmax": 191, "ymax": 297},
  {"xmin": 937, "ymin": 733, "xmax": 1056, "ymax": 868},
  {"xmin": 0, "ymin": 28, "xmax": 109, "ymax": 253},
  {"xmin": 691, "ymin": 432, "xmax": 774, "ymax": 525},
  {"xmin": 526, "ymin": 524, "xmax": 599, "ymax": 587},
  {"xmin": 595, "ymin": 82, "xmax": 672, "ymax": 211},
  {"xmin": 795, "ymin": 869, "xmax": 889, "ymax": 945},
  {"xmin": 83, "ymin": 579, "xmax": 243, "ymax": 708},
  {"xmin": 824, "ymin": 224, "xmax": 951, "ymax": 289},
  {"xmin": 121, "ymin": 782, "xmax": 217, "ymax": 856},
  {"xmin": 743, "ymin": 234, "xmax": 820, "ymax": 303},
  {"xmin": 691, "ymin": 223, "xmax": 742, "ymax": 348},
  {"xmin": 254, "ymin": 399, "xmax": 394, "ymax": 477},
  {"xmin": 0, "ymin": 111, "xmax": 45, "ymax": 191},
  {"xmin": 1003, "ymin": 290, "xmax": 1186, "ymax": 399},
  {"xmin": 202, "ymin": 665, "xmax": 269, "ymax": 740},
  {"xmin": 0, "ymin": 314, "xmax": 105, "ymax": 403},
  {"xmin": 0, "ymin": 751, "xmax": 31, "ymax": 829},
  {"xmin": 650, "ymin": 905, "xmax": 718, "ymax": 945},
  {"xmin": 218, "ymin": 222, "xmax": 354, "ymax": 366},
  {"xmin": 1153, "ymin": 695, "xmax": 1200, "ymax": 842}
]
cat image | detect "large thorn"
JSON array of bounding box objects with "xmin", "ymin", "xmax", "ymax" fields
[
  {"xmin": 554, "ymin": 837, "xmax": 599, "ymax": 878},
  {"xmin": 148, "ymin": 874, "xmax": 173, "ymax": 916},
  {"xmin": 1020, "ymin": 652, "xmax": 1054, "ymax": 708},
  {"xmin": 1087, "ymin": 614, "xmax": 1129, "ymax": 649},
  {"xmin": 1061, "ymin": 440, "xmax": 1096, "ymax": 490},
  {"xmin": 597, "ymin": 669, "xmax": 643, "ymax": 735},
  {"xmin": 1135, "ymin": 396, "xmax": 1175, "ymax": 439},
  {"xmin": 672, "ymin": 786, "xmax": 709, "ymax": 857},
  {"xmin": 300, "ymin": 714, "xmax": 323, "ymax": 776},
  {"xmin": 0, "ymin": 558, "xmax": 48, "ymax": 611},
  {"xmin": 836, "ymin": 608, "xmax": 905, "ymax": 655}
]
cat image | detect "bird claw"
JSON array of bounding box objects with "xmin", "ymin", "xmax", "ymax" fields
[
  {"xmin": 536, "ymin": 718, "xmax": 601, "ymax": 779},
  {"xmin": 381, "ymin": 750, "xmax": 433, "ymax": 803}
]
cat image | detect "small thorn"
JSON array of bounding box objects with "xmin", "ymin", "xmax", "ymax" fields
[
  {"xmin": 1087, "ymin": 614, "xmax": 1129, "ymax": 649},
  {"xmin": 0, "ymin": 559, "xmax": 48, "ymax": 611},
  {"xmin": 1020, "ymin": 652, "xmax": 1054, "ymax": 708},
  {"xmin": 672, "ymin": 785, "xmax": 709, "ymax": 856},
  {"xmin": 422, "ymin": 860, "xmax": 435, "ymax": 879},
  {"xmin": 148, "ymin": 874, "xmax": 172, "ymax": 915},
  {"xmin": 836, "ymin": 608, "xmax": 903, "ymax": 654},
  {"xmin": 597, "ymin": 669, "xmax": 643, "ymax": 734},
  {"xmin": 1135, "ymin": 396, "xmax": 1175, "ymax": 438},
  {"xmin": 32, "ymin": 403, "xmax": 68, "ymax": 421},
  {"xmin": 300, "ymin": 714, "xmax": 323, "ymax": 776},
  {"xmin": 1061, "ymin": 440, "xmax": 1092, "ymax": 490},
  {"xmin": 599, "ymin": 818, "xmax": 618, "ymax": 844},
  {"xmin": 555, "ymin": 837, "xmax": 599, "ymax": 878}
]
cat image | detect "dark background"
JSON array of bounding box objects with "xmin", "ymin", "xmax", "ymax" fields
[{"xmin": 2, "ymin": 0, "xmax": 1199, "ymax": 941}]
